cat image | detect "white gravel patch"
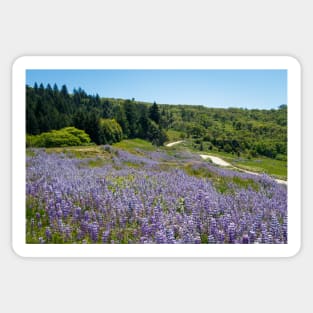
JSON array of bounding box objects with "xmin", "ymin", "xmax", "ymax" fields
[
  {"xmin": 165, "ymin": 140, "xmax": 184, "ymax": 147},
  {"xmin": 200, "ymin": 154, "xmax": 231, "ymax": 167}
]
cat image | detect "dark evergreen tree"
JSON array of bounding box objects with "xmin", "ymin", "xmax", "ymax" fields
[
  {"xmin": 102, "ymin": 99, "xmax": 113, "ymax": 118},
  {"xmin": 147, "ymin": 120, "xmax": 168, "ymax": 146},
  {"xmin": 46, "ymin": 83, "xmax": 52, "ymax": 92},
  {"xmin": 149, "ymin": 101, "xmax": 160, "ymax": 124},
  {"xmin": 38, "ymin": 83, "xmax": 45, "ymax": 96},
  {"xmin": 53, "ymin": 83, "xmax": 59, "ymax": 93},
  {"xmin": 138, "ymin": 106, "xmax": 150, "ymax": 139},
  {"xmin": 26, "ymin": 110, "xmax": 39, "ymax": 134},
  {"xmin": 85, "ymin": 109, "xmax": 101, "ymax": 144},
  {"xmin": 73, "ymin": 110, "xmax": 86, "ymax": 131},
  {"xmin": 124, "ymin": 100, "xmax": 138, "ymax": 138},
  {"xmin": 61, "ymin": 84, "xmax": 69, "ymax": 97},
  {"xmin": 113, "ymin": 104, "xmax": 129, "ymax": 137}
]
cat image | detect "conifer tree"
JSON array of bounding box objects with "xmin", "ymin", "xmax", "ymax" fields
[{"xmin": 149, "ymin": 101, "xmax": 160, "ymax": 124}]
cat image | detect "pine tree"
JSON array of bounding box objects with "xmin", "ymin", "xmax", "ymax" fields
[
  {"xmin": 149, "ymin": 102, "xmax": 160, "ymax": 124},
  {"xmin": 124, "ymin": 100, "xmax": 138, "ymax": 138},
  {"xmin": 61, "ymin": 84, "xmax": 69, "ymax": 97},
  {"xmin": 53, "ymin": 83, "xmax": 59, "ymax": 93},
  {"xmin": 138, "ymin": 107, "xmax": 150, "ymax": 139},
  {"xmin": 102, "ymin": 99, "xmax": 113, "ymax": 118}
]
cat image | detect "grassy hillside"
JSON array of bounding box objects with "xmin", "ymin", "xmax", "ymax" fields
[{"xmin": 43, "ymin": 138, "xmax": 286, "ymax": 179}]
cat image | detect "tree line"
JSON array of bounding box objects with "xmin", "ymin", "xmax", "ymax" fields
[
  {"xmin": 162, "ymin": 104, "xmax": 287, "ymax": 159},
  {"xmin": 26, "ymin": 83, "xmax": 287, "ymax": 159},
  {"xmin": 26, "ymin": 83, "xmax": 168, "ymax": 146}
]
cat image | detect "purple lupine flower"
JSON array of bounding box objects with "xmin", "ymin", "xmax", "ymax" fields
[
  {"xmin": 194, "ymin": 234, "xmax": 201, "ymax": 244},
  {"xmin": 217, "ymin": 230, "xmax": 225, "ymax": 243},
  {"xmin": 90, "ymin": 222, "xmax": 99, "ymax": 242},
  {"xmin": 26, "ymin": 149, "xmax": 287, "ymax": 245},
  {"xmin": 242, "ymin": 234, "xmax": 249, "ymax": 244},
  {"xmin": 101, "ymin": 230, "xmax": 110, "ymax": 243},
  {"xmin": 155, "ymin": 230, "xmax": 166, "ymax": 244},
  {"xmin": 57, "ymin": 209, "xmax": 63, "ymax": 218},
  {"xmin": 45, "ymin": 227, "xmax": 52, "ymax": 241},
  {"xmin": 64, "ymin": 225, "xmax": 72, "ymax": 241},
  {"xmin": 249, "ymin": 230, "xmax": 256, "ymax": 243},
  {"xmin": 39, "ymin": 237, "xmax": 45, "ymax": 244},
  {"xmin": 31, "ymin": 218, "xmax": 35, "ymax": 229},
  {"xmin": 84, "ymin": 211, "xmax": 90, "ymax": 222},
  {"xmin": 208, "ymin": 235, "xmax": 216, "ymax": 244},
  {"xmin": 228, "ymin": 222, "xmax": 236, "ymax": 244}
]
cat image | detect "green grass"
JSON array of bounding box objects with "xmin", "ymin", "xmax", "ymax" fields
[
  {"xmin": 114, "ymin": 138, "xmax": 287, "ymax": 180},
  {"xmin": 231, "ymin": 157, "xmax": 287, "ymax": 180},
  {"xmin": 184, "ymin": 163, "xmax": 213, "ymax": 179},
  {"xmin": 30, "ymin": 137, "xmax": 287, "ymax": 180},
  {"xmin": 166, "ymin": 129, "xmax": 185, "ymax": 142},
  {"xmin": 86, "ymin": 158, "xmax": 108, "ymax": 168},
  {"xmin": 186, "ymin": 146, "xmax": 287, "ymax": 180},
  {"xmin": 26, "ymin": 149, "xmax": 36, "ymax": 157},
  {"xmin": 113, "ymin": 138, "xmax": 155, "ymax": 152},
  {"xmin": 121, "ymin": 161, "xmax": 141, "ymax": 168},
  {"xmin": 45, "ymin": 145, "xmax": 108, "ymax": 159},
  {"xmin": 231, "ymin": 176, "xmax": 259, "ymax": 191},
  {"xmin": 43, "ymin": 146, "xmax": 112, "ymax": 168},
  {"xmin": 183, "ymin": 162, "xmax": 259, "ymax": 193},
  {"xmin": 202, "ymin": 149, "xmax": 287, "ymax": 179}
]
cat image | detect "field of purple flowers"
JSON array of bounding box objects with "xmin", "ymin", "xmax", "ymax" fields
[{"xmin": 26, "ymin": 145, "xmax": 287, "ymax": 244}]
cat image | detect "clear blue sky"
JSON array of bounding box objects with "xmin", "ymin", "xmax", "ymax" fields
[{"xmin": 26, "ymin": 69, "xmax": 287, "ymax": 109}]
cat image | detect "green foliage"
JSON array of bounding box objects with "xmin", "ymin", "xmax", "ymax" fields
[
  {"xmin": 98, "ymin": 118, "xmax": 123, "ymax": 145},
  {"xmin": 26, "ymin": 83, "xmax": 287, "ymax": 158},
  {"xmin": 275, "ymin": 154, "xmax": 287, "ymax": 161},
  {"xmin": 164, "ymin": 104, "xmax": 287, "ymax": 159},
  {"xmin": 186, "ymin": 122, "xmax": 206, "ymax": 138},
  {"xmin": 123, "ymin": 99, "xmax": 137, "ymax": 138},
  {"xmin": 232, "ymin": 157, "xmax": 287, "ymax": 180},
  {"xmin": 113, "ymin": 139, "xmax": 155, "ymax": 152},
  {"xmin": 26, "ymin": 127, "xmax": 91, "ymax": 148},
  {"xmin": 86, "ymin": 157, "xmax": 107, "ymax": 168},
  {"xmin": 147, "ymin": 120, "xmax": 168, "ymax": 146},
  {"xmin": 62, "ymin": 127, "xmax": 91, "ymax": 144},
  {"xmin": 149, "ymin": 101, "xmax": 160, "ymax": 124}
]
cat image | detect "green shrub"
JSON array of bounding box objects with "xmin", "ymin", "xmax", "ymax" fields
[
  {"xmin": 146, "ymin": 120, "xmax": 168, "ymax": 146},
  {"xmin": 62, "ymin": 127, "xmax": 91, "ymax": 144},
  {"xmin": 98, "ymin": 119, "xmax": 123, "ymax": 145},
  {"xmin": 26, "ymin": 127, "xmax": 91, "ymax": 147},
  {"xmin": 275, "ymin": 153, "xmax": 287, "ymax": 161}
]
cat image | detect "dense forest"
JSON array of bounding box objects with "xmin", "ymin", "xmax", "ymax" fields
[
  {"xmin": 26, "ymin": 83, "xmax": 167, "ymax": 146},
  {"xmin": 26, "ymin": 83, "xmax": 287, "ymax": 159}
]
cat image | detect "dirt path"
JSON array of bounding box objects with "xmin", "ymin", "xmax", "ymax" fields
[
  {"xmin": 165, "ymin": 140, "xmax": 184, "ymax": 147},
  {"xmin": 199, "ymin": 154, "xmax": 231, "ymax": 167},
  {"xmin": 165, "ymin": 142, "xmax": 287, "ymax": 185},
  {"xmin": 200, "ymin": 154, "xmax": 287, "ymax": 186}
]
